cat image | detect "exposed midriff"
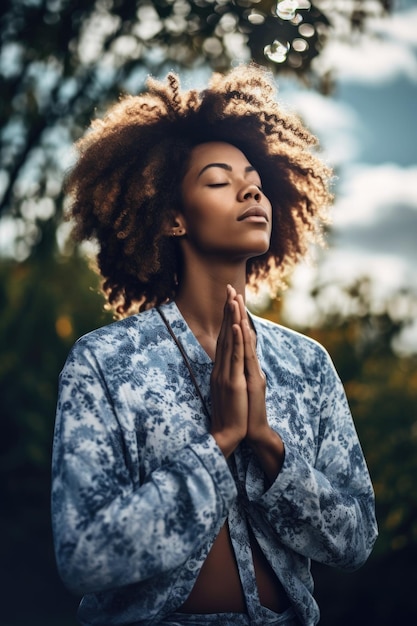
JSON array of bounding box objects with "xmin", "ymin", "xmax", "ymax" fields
[{"xmin": 178, "ymin": 522, "xmax": 289, "ymax": 614}]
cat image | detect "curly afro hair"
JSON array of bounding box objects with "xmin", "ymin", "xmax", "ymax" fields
[{"xmin": 65, "ymin": 64, "xmax": 333, "ymax": 317}]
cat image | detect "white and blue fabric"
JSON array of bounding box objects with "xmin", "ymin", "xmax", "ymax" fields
[{"xmin": 52, "ymin": 301, "xmax": 377, "ymax": 626}]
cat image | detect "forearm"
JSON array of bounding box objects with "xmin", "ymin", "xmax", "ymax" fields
[
  {"xmin": 211, "ymin": 429, "xmax": 243, "ymax": 458},
  {"xmin": 52, "ymin": 434, "xmax": 237, "ymax": 594},
  {"xmin": 249, "ymin": 441, "xmax": 377, "ymax": 569},
  {"xmin": 247, "ymin": 426, "xmax": 285, "ymax": 485}
]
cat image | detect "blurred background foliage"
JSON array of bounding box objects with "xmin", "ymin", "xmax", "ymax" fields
[{"xmin": 1, "ymin": 1, "xmax": 416, "ymax": 625}]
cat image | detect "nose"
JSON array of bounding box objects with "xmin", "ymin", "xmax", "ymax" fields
[{"xmin": 238, "ymin": 183, "xmax": 262, "ymax": 202}]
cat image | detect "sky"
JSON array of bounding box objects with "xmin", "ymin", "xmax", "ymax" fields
[
  {"xmin": 1, "ymin": 0, "xmax": 415, "ymax": 347},
  {"xmin": 170, "ymin": 0, "xmax": 417, "ymax": 350},
  {"xmin": 270, "ymin": 0, "xmax": 417, "ymax": 350}
]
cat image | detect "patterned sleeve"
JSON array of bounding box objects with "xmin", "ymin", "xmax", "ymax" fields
[
  {"xmin": 246, "ymin": 347, "xmax": 378, "ymax": 570},
  {"xmin": 51, "ymin": 341, "xmax": 237, "ymax": 595}
]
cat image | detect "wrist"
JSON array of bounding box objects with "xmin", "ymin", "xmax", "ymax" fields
[
  {"xmin": 211, "ymin": 429, "xmax": 245, "ymax": 458},
  {"xmin": 247, "ymin": 426, "xmax": 285, "ymax": 483},
  {"xmin": 247, "ymin": 424, "xmax": 279, "ymax": 449}
]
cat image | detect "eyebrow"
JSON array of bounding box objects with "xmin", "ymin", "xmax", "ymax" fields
[{"xmin": 197, "ymin": 163, "xmax": 257, "ymax": 178}]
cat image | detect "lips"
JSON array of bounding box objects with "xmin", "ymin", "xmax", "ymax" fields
[{"xmin": 237, "ymin": 206, "xmax": 269, "ymax": 222}]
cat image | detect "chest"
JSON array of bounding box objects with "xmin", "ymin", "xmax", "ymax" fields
[{"xmin": 106, "ymin": 348, "xmax": 321, "ymax": 480}]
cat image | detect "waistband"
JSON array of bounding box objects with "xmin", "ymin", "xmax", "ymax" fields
[{"xmin": 157, "ymin": 606, "xmax": 298, "ymax": 625}]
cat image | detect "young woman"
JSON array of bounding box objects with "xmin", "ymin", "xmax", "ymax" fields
[{"xmin": 52, "ymin": 65, "xmax": 377, "ymax": 626}]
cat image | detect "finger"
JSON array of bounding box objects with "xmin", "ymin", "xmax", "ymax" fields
[
  {"xmin": 241, "ymin": 316, "xmax": 254, "ymax": 354},
  {"xmin": 241, "ymin": 316, "xmax": 261, "ymax": 378},
  {"xmin": 222, "ymin": 300, "xmax": 241, "ymax": 377},
  {"xmin": 236, "ymin": 293, "xmax": 255, "ymax": 354},
  {"xmin": 230, "ymin": 323, "xmax": 244, "ymax": 380},
  {"xmin": 236, "ymin": 294, "xmax": 257, "ymax": 358},
  {"xmin": 230, "ymin": 289, "xmax": 242, "ymax": 328},
  {"xmin": 215, "ymin": 285, "xmax": 232, "ymax": 358},
  {"xmin": 235, "ymin": 293, "xmax": 247, "ymax": 325},
  {"xmin": 214, "ymin": 285, "xmax": 236, "ymax": 372}
]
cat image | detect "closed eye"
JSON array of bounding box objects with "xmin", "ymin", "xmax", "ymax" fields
[{"xmin": 207, "ymin": 183, "xmax": 228, "ymax": 187}]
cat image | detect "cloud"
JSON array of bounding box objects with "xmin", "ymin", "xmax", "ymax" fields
[
  {"xmin": 316, "ymin": 163, "xmax": 417, "ymax": 296},
  {"xmin": 370, "ymin": 6, "xmax": 417, "ymax": 48},
  {"xmin": 282, "ymin": 246, "xmax": 415, "ymax": 328},
  {"xmin": 277, "ymin": 4, "xmax": 417, "ymax": 329},
  {"xmin": 313, "ymin": 7, "xmax": 417, "ymax": 84},
  {"xmin": 280, "ymin": 88, "xmax": 360, "ymax": 165},
  {"xmin": 281, "ymin": 161, "xmax": 417, "ymax": 325},
  {"xmin": 333, "ymin": 164, "xmax": 417, "ymax": 227},
  {"xmin": 334, "ymin": 204, "xmax": 417, "ymax": 263}
]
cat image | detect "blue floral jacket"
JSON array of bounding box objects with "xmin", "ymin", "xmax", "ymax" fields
[{"xmin": 52, "ymin": 301, "xmax": 377, "ymax": 626}]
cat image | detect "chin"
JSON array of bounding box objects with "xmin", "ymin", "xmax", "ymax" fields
[
  {"xmin": 247, "ymin": 238, "xmax": 271, "ymax": 257},
  {"xmin": 241, "ymin": 247, "xmax": 270, "ymax": 262}
]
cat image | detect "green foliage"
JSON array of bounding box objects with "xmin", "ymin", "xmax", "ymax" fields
[
  {"xmin": 309, "ymin": 324, "xmax": 417, "ymax": 555},
  {"xmin": 0, "ymin": 234, "xmax": 110, "ymax": 621},
  {"xmin": 0, "ymin": 232, "xmax": 110, "ymax": 507}
]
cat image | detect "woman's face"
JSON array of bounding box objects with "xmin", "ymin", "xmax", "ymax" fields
[{"xmin": 178, "ymin": 142, "xmax": 272, "ymax": 262}]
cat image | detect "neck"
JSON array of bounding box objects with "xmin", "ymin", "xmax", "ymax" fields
[{"xmin": 174, "ymin": 257, "xmax": 247, "ymax": 340}]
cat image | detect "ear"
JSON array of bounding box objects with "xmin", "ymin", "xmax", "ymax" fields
[{"xmin": 163, "ymin": 213, "xmax": 187, "ymax": 237}]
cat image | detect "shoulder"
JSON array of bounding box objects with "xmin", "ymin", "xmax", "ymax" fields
[
  {"xmin": 252, "ymin": 313, "xmax": 326, "ymax": 355},
  {"xmin": 251, "ymin": 313, "xmax": 335, "ymax": 378},
  {"xmin": 67, "ymin": 307, "xmax": 163, "ymax": 362}
]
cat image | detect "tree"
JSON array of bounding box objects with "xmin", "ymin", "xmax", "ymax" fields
[
  {"xmin": 0, "ymin": 229, "xmax": 112, "ymax": 624},
  {"xmin": 1, "ymin": 0, "xmax": 392, "ymax": 260}
]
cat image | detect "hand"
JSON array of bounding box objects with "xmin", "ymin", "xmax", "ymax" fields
[
  {"xmin": 210, "ymin": 286, "xmax": 285, "ymax": 480},
  {"xmin": 210, "ymin": 285, "xmax": 248, "ymax": 457},
  {"xmin": 234, "ymin": 294, "xmax": 269, "ymax": 443},
  {"xmin": 236, "ymin": 291, "xmax": 286, "ymax": 483}
]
